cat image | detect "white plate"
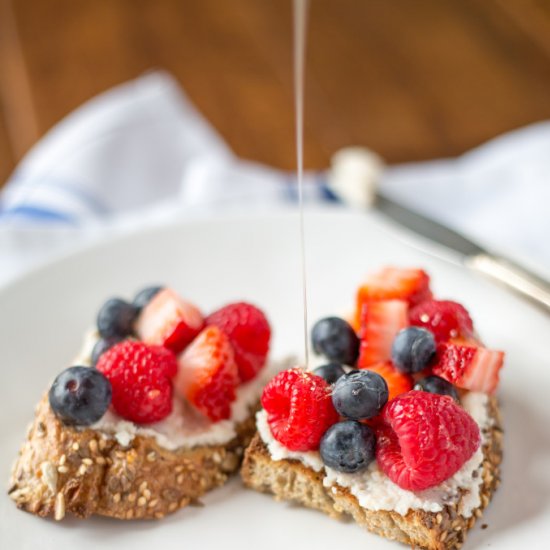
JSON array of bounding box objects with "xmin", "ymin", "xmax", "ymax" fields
[{"xmin": 1, "ymin": 208, "xmax": 549, "ymax": 550}]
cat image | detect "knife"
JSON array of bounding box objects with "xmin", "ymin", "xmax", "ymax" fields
[{"xmin": 375, "ymin": 194, "xmax": 550, "ymax": 313}]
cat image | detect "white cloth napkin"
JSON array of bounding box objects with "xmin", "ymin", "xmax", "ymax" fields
[{"xmin": 1, "ymin": 71, "xmax": 548, "ymax": 286}]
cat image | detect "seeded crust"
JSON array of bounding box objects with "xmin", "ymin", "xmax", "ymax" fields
[
  {"xmin": 241, "ymin": 396, "xmax": 502, "ymax": 550},
  {"xmin": 9, "ymin": 394, "xmax": 257, "ymax": 520}
]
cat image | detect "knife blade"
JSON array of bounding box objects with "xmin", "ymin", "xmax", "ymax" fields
[{"xmin": 374, "ymin": 194, "xmax": 550, "ymax": 313}]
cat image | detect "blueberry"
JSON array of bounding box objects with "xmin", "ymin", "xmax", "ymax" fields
[
  {"xmin": 49, "ymin": 366, "xmax": 112, "ymax": 426},
  {"xmin": 414, "ymin": 375, "xmax": 459, "ymax": 402},
  {"xmin": 133, "ymin": 286, "xmax": 163, "ymax": 311},
  {"xmin": 91, "ymin": 337, "xmax": 123, "ymax": 367},
  {"xmin": 311, "ymin": 317, "xmax": 359, "ymax": 365},
  {"xmin": 320, "ymin": 420, "xmax": 376, "ymax": 473},
  {"xmin": 332, "ymin": 370, "xmax": 388, "ymax": 420},
  {"xmin": 313, "ymin": 363, "xmax": 346, "ymax": 384},
  {"xmin": 97, "ymin": 298, "xmax": 137, "ymax": 339},
  {"xmin": 391, "ymin": 327, "xmax": 436, "ymax": 374}
]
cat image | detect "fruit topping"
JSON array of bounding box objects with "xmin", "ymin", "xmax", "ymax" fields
[
  {"xmin": 49, "ymin": 366, "xmax": 112, "ymax": 426},
  {"xmin": 96, "ymin": 340, "xmax": 177, "ymax": 424},
  {"xmin": 206, "ymin": 302, "xmax": 271, "ymax": 382},
  {"xmin": 320, "ymin": 420, "xmax": 376, "ymax": 473},
  {"xmin": 311, "ymin": 317, "xmax": 359, "ymax": 365},
  {"xmin": 132, "ymin": 285, "xmax": 164, "ymax": 311},
  {"xmin": 433, "ymin": 341, "xmax": 504, "ymax": 394},
  {"xmin": 357, "ymin": 300, "xmax": 408, "ymax": 367},
  {"xmin": 175, "ymin": 326, "xmax": 239, "ymax": 422},
  {"xmin": 332, "ymin": 370, "xmax": 389, "ymax": 420},
  {"xmin": 391, "ymin": 327, "xmax": 436, "ymax": 374},
  {"xmin": 313, "ymin": 362, "xmax": 346, "ymax": 384},
  {"xmin": 97, "ymin": 298, "xmax": 138, "ymax": 339},
  {"xmin": 354, "ymin": 267, "xmax": 431, "ymax": 327},
  {"xmin": 261, "ymin": 368, "xmax": 339, "ymax": 452},
  {"xmin": 409, "ymin": 299, "xmax": 474, "ymax": 343},
  {"xmin": 91, "ymin": 336, "xmax": 124, "ymax": 367},
  {"xmin": 376, "ymin": 391, "xmax": 480, "ymax": 491},
  {"xmin": 136, "ymin": 288, "xmax": 204, "ymax": 354},
  {"xmin": 364, "ymin": 362, "xmax": 413, "ymax": 401},
  {"xmin": 414, "ymin": 375, "xmax": 459, "ymax": 402}
]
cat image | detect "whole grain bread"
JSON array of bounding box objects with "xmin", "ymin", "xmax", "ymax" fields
[
  {"xmin": 9, "ymin": 394, "xmax": 257, "ymax": 520},
  {"xmin": 241, "ymin": 397, "xmax": 502, "ymax": 550}
]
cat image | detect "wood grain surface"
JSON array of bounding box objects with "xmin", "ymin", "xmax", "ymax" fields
[{"xmin": 1, "ymin": 0, "xmax": 550, "ymax": 186}]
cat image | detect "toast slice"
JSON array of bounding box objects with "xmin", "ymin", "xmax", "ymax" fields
[
  {"xmin": 241, "ymin": 396, "xmax": 502, "ymax": 550},
  {"xmin": 9, "ymin": 393, "xmax": 257, "ymax": 520}
]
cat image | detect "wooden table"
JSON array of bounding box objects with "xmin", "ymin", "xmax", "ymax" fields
[{"xmin": 2, "ymin": 0, "xmax": 550, "ymax": 186}]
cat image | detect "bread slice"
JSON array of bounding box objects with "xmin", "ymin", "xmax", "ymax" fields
[
  {"xmin": 9, "ymin": 394, "xmax": 257, "ymax": 520},
  {"xmin": 241, "ymin": 396, "xmax": 502, "ymax": 550}
]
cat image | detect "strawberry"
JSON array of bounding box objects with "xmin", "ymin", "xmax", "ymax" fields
[
  {"xmin": 206, "ymin": 302, "xmax": 271, "ymax": 382},
  {"xmin": 365, "ymin": 362, "xmax": 413, "ymax": 401},
  {"xmin": 357, "ymin": 300, "xmax": 409, "ymax": 367},
  {"xmin": 409, "ymin": 299, "xmax": 474, "ymax": 342},
  {"xmin": 175, "ymin": 326, "xmax": 239, "ymax": 421},
  {"xmin": 433, "ymin": 341, "xmax": 504, "ymax": 394},
  {"xmin": 376, "ymin": 391, "xmax": 480, "ymax": 491},
  {"xmin": 136, "ymin": 288, "xmax": 204, "ymax": 354},
  {"xmin": 354, "ymin": 267, "xmax": 431, "ymax": 328}
]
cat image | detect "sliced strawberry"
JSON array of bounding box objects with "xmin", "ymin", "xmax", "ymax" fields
[
  {"xmin": 433, "ymin": 342, "xmax": 504, "ymax": 394},
  {"xmin": 354, "ymin": 267, "xmax": 431, "ymax": 329},
  {"xmin": 364, "ymin": 362, "xmax": 413, "ymax": 401},
  {"xmin": 136, "ymin": 288, "xmax": 204, "ymax": 354},
  {"xmin": 175, "ymin": 326, "xmax": 239, "ymax": 421},
  {"xmin": 206, "ymin": 302, "xmax": 271, "ymax": 382},
  {"xmin": 358, "ymin": 300, "xmax": 409, "ymax": 367}
]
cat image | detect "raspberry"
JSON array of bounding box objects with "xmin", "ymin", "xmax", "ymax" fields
[
  {"xmin": 261, "ymin": 368, "xmax": 339, "ymax": 451},
  {"xmin": 206, "ymin": 302, "xmax": 271, "ymax": 382},
  {"xmin": 376, "ymin": 391, "xmax": 480, "ymax": 491},
  {"xmin": 96, "ymin": 340, "xmax": 177, "ymax": 424},
  {"xmin": 175, "ymin": 326, "xmax": 239, "ymax": 422},
  {"xmin": 409, "ymin": 299, "xmax": 473, "ymax": 343}
]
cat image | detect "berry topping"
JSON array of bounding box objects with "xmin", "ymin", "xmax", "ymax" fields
[
  {"xmin": 136, "ymin": 288, "xmax": 204, "ymax": 354},
  {"xmin": 91, "ymin": 336, "xmax": 123, "ymax": 367},
  {"xmin": 365, "ymin": 362, "xmax": 413, "ymax": 401},
  {"xmin": 261, "ymin": 368, "xmax": 339, "ymax": 452},
  {"xmin": 311, "ymin": 317, "xmax": 359, "ymax": 365},
  {"xmin": 206, "ymin": 302, "xmax": 271, "ymax": 382},
  {"xmin": 96, "ymin": 340, "xmax": 177, "ymax": 424},
  {"xmin": 132, "ymin": 285, "xmax": 164, "ymax": 311},
  {"xmin": 433, "ymin": 342, "xmax": 504, "ymax": 394},
  {"xmin": 49, "ymin": 366, "xmax": 112, "ymax": 426},
  {"xmin": 97, "ymin": 298, "xmax": 138, "ymax": 339},
  {"xmin": 313, "ymin": 362, "xmax": 346, "ymax": 385},
  {"xmin": 414, "ymin": 375, "xmax": 459, "ymax": 402},
  {"xmin": 354, "ymin": 267, "xmax": 431, "ymax": 327},
  {"xmin": 391, "ymin": 327, "xmax": 436, "ymax": 374},
  {"xmin": 332, "ymin": 370, "xmax": 389, "ymax": 420},
  {"xmin": 357, "ymin": 300, "xmax": 409, "ymax": 367},
  {"xmin": 409, "ymin": 299, "xmax": 474, "ymax": 343},
  {"xmin": 175, "ymin": 326, "xmax": 239, "ymax": 422},
  {"xmin": 320, "ymin": 420, "xmax": 376, "ymax": 473},
  {"xmin": 376, "ymin": 391, "xmax": 481, "ymax": 491}
]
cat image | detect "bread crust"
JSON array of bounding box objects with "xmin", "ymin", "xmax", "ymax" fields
[
  {"xmin": 9, "ymin": 394, "xmax": 256, "ymax": 520},
  {"xmin": 241, "ymin": 397, "xmax": 502, "ymax": 550}
]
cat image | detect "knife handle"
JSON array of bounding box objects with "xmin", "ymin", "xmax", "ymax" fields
[{"xmin": 466, "ymin": 254, "xmax": 550, "ymax": 313}]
